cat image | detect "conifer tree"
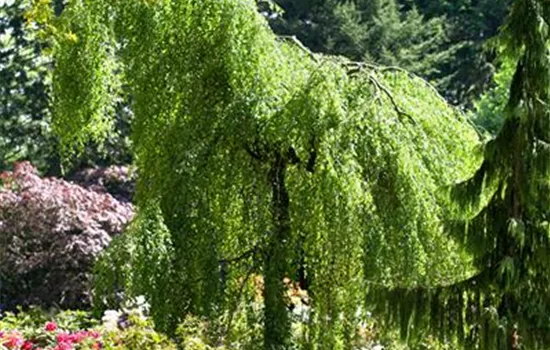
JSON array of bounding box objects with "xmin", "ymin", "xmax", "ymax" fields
[
  {"xmin": 368, "ymin": 0, "xmax": 550, "ymax": 348},
  {"xmin": 0, "ymin": 0, "xmax": 51, "ymax": 170}
]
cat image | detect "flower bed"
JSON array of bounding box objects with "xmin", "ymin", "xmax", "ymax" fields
[{"xmin": 0, "ymin": 309, "xmax": 175, "ymax": 350}]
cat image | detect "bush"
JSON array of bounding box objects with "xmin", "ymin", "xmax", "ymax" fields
[
  {"xmin": 0, "ymin": 162, "xmax": 133, "ymax": 310},
  {"xmin": 70, "ymin": 166, "xmax": 136, "ymax": 204},
  {"xmin": 0, "ymin": 307, "xmax": 176, "ymax": 350}
]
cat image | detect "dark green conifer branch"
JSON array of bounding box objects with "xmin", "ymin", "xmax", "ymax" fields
[{"xmin": 367, "ymin": 0, "xmax": 550, "ymax": 348}]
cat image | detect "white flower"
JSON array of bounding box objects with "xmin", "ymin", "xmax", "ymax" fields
[{"xmin": 102, "ymin": 310, "xmax": 121, "ymax": 330}]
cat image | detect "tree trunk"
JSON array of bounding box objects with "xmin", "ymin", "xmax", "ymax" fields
[{"xmin": 263, "ymin": 151, "xmax": 291, "ymax": 349}]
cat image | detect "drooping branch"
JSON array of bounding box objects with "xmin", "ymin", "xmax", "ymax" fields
[{"xmin": 367, "ymin": 74, "xmax": 419, "ymax": 126}]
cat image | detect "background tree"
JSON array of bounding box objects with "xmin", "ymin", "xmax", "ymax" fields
[
  {"xmin": 410, "ymin": 0, "xmax": 511, "ymax": 105},
  {"xmin": 264, "ymin": 0, "xmax": 510, "ymax": 106},
  {"xmin": 266, "ymin": 0, "xmax": 458, "ymax": 102},
  {"xmin": 0, "ymin": 0, "xmax": 132, "ymax": 175},
  {"xmin": 0, "ymin": 0, "xmax": 51, "ymax": 171},
  {"xmin": 33, "ymin": 0, "xmax": 480, "ymax": 348},
  {"xmin": 471, "ymin": 59, "xmax": 515, "ymax": 136}
]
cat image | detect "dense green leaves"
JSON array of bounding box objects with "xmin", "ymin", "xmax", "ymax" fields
[
  {"xmin": 0, "ymin": 0, "xmax": 51, "ymax": 170},
  {"xmin": 39, "ymin": 0, "xmax": 483, "ymax": 348},
  {"xmin": 369, "ymin": 0, "xmax": 550, "ymax": 348},
  {"xmin": 0, "ymin": 0, "xmax": 132, "ymax": 175},
  {"xmin": 266, "ymin": 0, "xmax": 510, "ymax": 106}
]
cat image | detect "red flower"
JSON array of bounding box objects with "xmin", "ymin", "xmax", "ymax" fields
[
  {"xmin": 45, "ymin": 322, "xmax": 58, "ymax": 332},
  {"xmin": 22, "ymin": 340, "xmax": 34, "ymax": 350},
  {"xmin": 88, "ymin": 331, "xmax": 101, "ymax": 339}
]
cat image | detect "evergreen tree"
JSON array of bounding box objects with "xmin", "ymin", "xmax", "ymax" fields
[
  {"xmin": 0, "ymin": 0, "xmax": 52, "ymax": 171},
  {"xmin": 268, "ymin": 0, "xmax": 456, "ymax": 100},
  {"xmin": 31, "ymin": 0, "xmax": 479, "ymax": 348},
  {"xmin": 268, "ymin": 0, "xmax": 510, "ymax": 106},
  {"xmin": 369, "ymin": 0, "xmax": 550, "ymax": 348},
  {"xmin": 411, "ymin": 0, "xmax": 511, "ymax": 105}
]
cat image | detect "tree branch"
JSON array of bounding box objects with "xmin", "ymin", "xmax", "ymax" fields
[
  {"xmin": 219, "ymin": 245, "xmax": 260, "ymax": 265},
  {"xmin": 367, "ymin": 74, "xmax": 419, "ymax": 126},
  {"xmin": 277, "ymin": 35, "xmax": 319, "ymax": 62}
]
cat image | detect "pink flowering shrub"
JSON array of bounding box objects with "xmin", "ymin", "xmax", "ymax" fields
[
  {"xmin": 0, "ymin": 162, "xmax": 133, "ymax": 309},
  {"xmin": 0, "ymin": 309, "xmax": 176, "ymax": 350}
]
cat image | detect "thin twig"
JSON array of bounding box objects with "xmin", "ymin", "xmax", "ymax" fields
[
  {"xmin": 219, "ymin": 245, "xmax": 259, "ymax": 265},
  {"xmin": 277, "ymin": 35, "xmax": 319, "ymax": 62},
  {"xmin": 367, "ymin": 74, "xmax": 419, "ymax": 126}
]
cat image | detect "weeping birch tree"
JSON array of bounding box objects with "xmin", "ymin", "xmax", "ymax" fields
[{"xmin": 30, "ymin": 0, "xmax": 480, "ymax": 348}]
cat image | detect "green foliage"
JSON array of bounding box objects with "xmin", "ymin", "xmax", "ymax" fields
[
  {"xmin": 368, "ymin": 0, "xmax": 550, "ymax": 348},
  {"xmin": 412, "ymin": 0, "xmax": 511, "ymax": 105},
  {"xmin": 268, "ymin": 0, "xmax": 459, "ymax": 103},
  {"xmin": 0, "ymin": 308, "xmax": 98, "ymax": 332},
  {"xmin": 0, "ymin": 307, "xmax": 176, "ymax": 349},
  {"xmin": 37, "ymin": 0, "xmax": 481, "ymax": 348},
  {"xmin": 266, "ymin": 0, "xmax": 510, "ymax": 106},
  {"xmin": 0, "ymin": 0, "xmax": 52, "ymax": 171},
  {"xmin": 0, "ymin": 0, "xmax": 131, "ymax": 174},
  {"xmin": 471, "ymin": 59, "xmax": 515, "ymax": 136}
]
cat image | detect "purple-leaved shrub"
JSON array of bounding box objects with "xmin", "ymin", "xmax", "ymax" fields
[{"xmin": 0, "ymin": 162, "xmax": 133, "ymax": 309}]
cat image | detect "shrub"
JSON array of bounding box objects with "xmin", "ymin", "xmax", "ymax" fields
[
  {"xmin": 0, "ymin": 307, "xmax": 176, "ymax": 350},
  {"xmin": 70, "ymin": 166, "xmax": 136, "ymax": 203},
  {"xmin": 0, "ymin": 162, "xmax": 133, "ymax": 310}
]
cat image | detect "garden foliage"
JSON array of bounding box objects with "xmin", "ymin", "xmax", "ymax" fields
[
  {"xmin": 32, "ymin": 0, "xmax": 480, "ymax": 348},
  {"xmin": 0, "ymin": 306, "xmax": 175, "ymax": 350},
  {"xmin": 369, "ymin": 0, "xmax": 550, "ymax": 348},
  {"xmin": 0, "ymin": 162, "xmax": 133, "ymax": 310}
]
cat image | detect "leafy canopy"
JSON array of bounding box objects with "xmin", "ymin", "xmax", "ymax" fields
[{"xmin": 32, "ymin": 0, "xmax": 480, "ymax": 348}]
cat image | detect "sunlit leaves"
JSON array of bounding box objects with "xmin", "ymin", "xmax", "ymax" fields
[{"xmin": 41, "ymin": 0, "xmax": 480, "ymax": 347}]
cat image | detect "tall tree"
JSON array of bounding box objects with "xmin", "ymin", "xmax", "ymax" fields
[
  {"xmin": 267, "ymin": 0, "xmax": 510, "ymax": 106},
  {"xmin": 0, "ymin": 0, "xmax": 51, "ymax": 171},
  {"xmin": 32, "ymin": 0, "xmax": 478, "ymax": 348},
  {"xmin": 416, "ymin": 0, "xmax": 511, "ymax": 106},
  {"xmin": 267, "ymin": 0, "xmax": 457, "ymax": 99},
  {"xmin": 369, "ymin": 0, "xmax": 550, "ymax": 348}
]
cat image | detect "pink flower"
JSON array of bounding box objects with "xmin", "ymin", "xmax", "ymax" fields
[
  {"xmin": 56, "ymin": 333, "xmax": 72, "ymax": 344},
  {"xmin": 71, "ymin": 331, "xmax": 88, "ymax": 343},
  {"xmin": 54, "ymin": 343, "xmax": 73, "ymax": 350},
  {"xmin": 3, "ymin": 331, "xmax": 24, "ymax": 348},
  {"xmin": 45, "ymin": 322, "xmax": 58, "ymax": 332},
  {"xmin": 22, "ymin": 341, "xmax": 34, "ymax": 350}
]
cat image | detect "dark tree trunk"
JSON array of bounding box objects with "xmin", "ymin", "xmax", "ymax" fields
[{"xmin": 263, "ymin": 151, "xmax": 291, "ymax": 349}]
